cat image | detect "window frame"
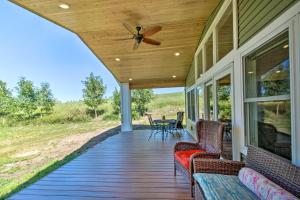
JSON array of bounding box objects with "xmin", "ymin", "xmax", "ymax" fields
[
  {"xmin": 196, "ymin": 50, "xmax": 204, "ymax": 78},
  {"xmin": 243, "ymin": 29, "xmax": 293, "ymax": 160},
  {"xmin": 216, "ymin": 2, "xmax": 234, "ymax": 62},
  {"xmin": 204, "ymin": 34, "xmax": 214, "ymax": 72},
  {"xmin": 187, "ymin": 89, "xmax": 196, "ymax": 122}
]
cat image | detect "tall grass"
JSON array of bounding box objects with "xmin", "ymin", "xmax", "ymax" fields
[
  {"xmin": 146, "ymin": 92, "xmax": 185, "ymax": 121},
  {"xmin": 149, "ymin": 92, "xmax": 185, "ymax": 109},
  {"xmin": 1, "ymin": 100, "xmax": 118, "ymax": 127}
]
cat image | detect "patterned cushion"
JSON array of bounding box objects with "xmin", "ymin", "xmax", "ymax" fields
[
  {"xmin": 193, "ymin": 173, "xmax": 259, "ymax": 200},
  {"xmin": 175, "ymin": 149, "xmax": 205, "ymax": 169},
  {"xmin": 238, "ymin": 167, "xmax": 298, "ymax": 200}
]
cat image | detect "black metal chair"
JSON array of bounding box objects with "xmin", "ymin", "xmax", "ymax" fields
[
  {"xmin": 147, "ymin": 114, "xmax": 162, "ymax": 140},
  {"xmin": 169, "ymin": 112, "xmax": 185, "ymax": 135}
]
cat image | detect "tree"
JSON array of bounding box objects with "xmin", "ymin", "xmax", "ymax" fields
[
  {"xmin": 216, "ymin": 85, "xmax": 231, "ymax": 120},
  {"xmin": 15, "ymin": 77, "xmax": 37, "ymax": 120},
  {"xmin": 82, "ymin": 73, "xmax": 106, "ymax": 118},
  {"xmin": 132, "ymin": 89, "xmax": 154, "ymax": 116},
  {"xmin": 0, "ymin": 80, "xmax": 13, "ymax": 117},
  {"xmin": 36, "ymin": 82, "xmax": 55, "ymax": 117},
  {"xmin": 112, "ymin": 88, "xmax": 121, "ymax": 115}
]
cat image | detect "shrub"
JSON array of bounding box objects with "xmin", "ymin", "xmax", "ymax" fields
[
  {"xmin": 86, "ymin": 108, "xmax": 105, "ymax": 118},
  {"xmin": 33, "ymin": 108, "xmax": 91, "ymax": 124},
  {"xmin": 102, "ymin": 114, "xmax": 119, "ymax": 121}
]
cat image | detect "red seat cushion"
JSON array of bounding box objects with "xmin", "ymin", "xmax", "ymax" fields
[{"xmin": 175, "ymin": 149, "xmax": 206, "ymax": 169}]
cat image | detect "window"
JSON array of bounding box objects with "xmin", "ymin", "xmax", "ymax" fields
[
  {"xmin": 198, "ymin": 85, "xmax": 204, "ymax": 119},
  {"xmin": 206, "ymin": 83, "xmax": 214, "ymax": 120},
  {"xmin": 217, "ymin": 3, "xmax": 233, "ymax": 61},
  {"xmin": 197, "ymin": 50, "xmax": 203, "ymax": 78},
  {"xmin": 244, "ymin": 31, "xmax": 291, "ymax": 160},
  {"xmin": 187, "ymin": 92, "xmax": 191, "ymax": 120},
  {"xmin": 205, "ymin": 34, "xmax": 213, "ymax": 71},
  {"xmin": 187, "ymin": 90, "xmax": 196, "ymax": 122}
]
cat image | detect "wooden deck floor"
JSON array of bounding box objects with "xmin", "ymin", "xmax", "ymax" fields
[{"xmin": 10, "ymin": 130, "xmax": 194, "ymax": 200}]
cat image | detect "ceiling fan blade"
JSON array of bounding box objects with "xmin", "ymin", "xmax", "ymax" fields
[
  {"xmin": 133, "ymin": 40, "xmax": 140, "ymax": 50},
  {"xmin": 113, "ymin": 37, "xmax": 134, "ymax": 41},
  {"xmin": 143, "ymin": 38, "xmax": 161, "ymax": 45},
  {"xmin": 123, "ymin": 23, "xmax": 135, "ymax": 35},
  {"xmin": 142, "ymin": 25, "xmax": 162, "ymax": 37}
]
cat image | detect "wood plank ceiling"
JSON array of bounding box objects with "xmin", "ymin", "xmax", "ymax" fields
[{"xmin": 11, "ymin": 0, "xmax": 219, "ymax": 89}]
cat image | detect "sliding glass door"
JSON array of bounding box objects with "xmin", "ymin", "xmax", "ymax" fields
[
  {"xmin": 216, "ymin": 72, "xmax": 233, "ymax": 159},
  {"xmin": 198, "ymin": 67, "xmax": 233, "ymax": 159}
]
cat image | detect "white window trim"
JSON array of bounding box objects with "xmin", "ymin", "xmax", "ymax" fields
[{"xmin": 291, "ymin": 13, "xmax": 300, "ymax": 166}]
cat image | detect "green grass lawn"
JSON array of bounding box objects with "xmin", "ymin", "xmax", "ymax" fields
[{"xmin": 0, "ymin": 92, "xmax": 184, "ymax": 199}]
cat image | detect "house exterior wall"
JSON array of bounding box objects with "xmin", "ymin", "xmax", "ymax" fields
[
  {"xmin": 184, "ymin": 0, "xmax": 300, "ymax": 165},
  {"xmin": 185, "ymin": 61, "xmax": 195, "ymax": 87},
  {"xmin": 238, "ymin": 0, "xmax": 298, "ymax": 45}
]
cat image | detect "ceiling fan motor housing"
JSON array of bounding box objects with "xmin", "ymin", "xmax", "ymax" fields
[
  {"xmin": 135, "ymin": 35, "xmax": 143, "ymax": 43},
  {"xmin": 136, "ymin": 26, "xmax": 142, "ymax": 32},
  {"xmin": 135, "ymin": 26, "xmax": 143, "ymax": 43}
]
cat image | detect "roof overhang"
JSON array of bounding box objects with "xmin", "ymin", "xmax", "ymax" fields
[{"xmin": 10, "ymin": 0, "xmax": 220, "ymax": 89}]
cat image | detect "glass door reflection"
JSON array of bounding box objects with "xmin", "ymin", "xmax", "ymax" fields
[{"xmin": 216, "ymin": 74, "xmax": 232, "ymax": 160}]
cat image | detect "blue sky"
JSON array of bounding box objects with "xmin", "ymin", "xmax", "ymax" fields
[{"xmin": 0, "ymin": 1, "xmax": 182, "ymax": 102}]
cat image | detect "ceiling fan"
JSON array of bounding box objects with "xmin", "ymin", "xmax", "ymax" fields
[{"xmin": 116, "ymin": 23, "xmax": 162, "ymax": 50}]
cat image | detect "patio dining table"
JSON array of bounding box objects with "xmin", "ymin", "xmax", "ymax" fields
[{"xmin": 153, "ymin": 119, "xmax": 176, "ymax": 141}]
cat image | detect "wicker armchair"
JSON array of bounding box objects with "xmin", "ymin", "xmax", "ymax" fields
[
  {"xmin": 173, "ymin": 119, "xmax": 225, "ymax": 196},
  {"xmin": 193, "ymin": 145, "xmax": 300, "ymax": 199}
]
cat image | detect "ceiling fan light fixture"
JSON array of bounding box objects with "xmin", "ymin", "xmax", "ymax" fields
[
  {"xmin": 59, "ymin": 3, "xmax": 70, "ymax": 9},
  {"xmin": 115, "ymin": 58, "xmax": 120, "ymax": 62},
  {"xmin": 174, "ymin": 52, "xmax": 180, "ymax": 56},
  {"xmin": 129, "ymin": 78, "xmax": 133, "ymax": 81},
  {"xmin": 172, "ymin": 75, "xmax": 176, "ymax": 78}
]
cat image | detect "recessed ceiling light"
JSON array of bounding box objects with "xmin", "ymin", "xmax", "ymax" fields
[
  {"xmin": 248, "ymin": 71, "xmax": 254, "ymax": 74},
  {"xmin": 59, "ymin": 3, "xmax": 70, "ymax": 9},
  {"xmin": 172, "ymin": 75, "xmax": 176, "ymax": 78},
  {"xmin": 276, "ymin": 70, "xmax": 281, "ymax": 73},
  {"xmin": 129, "ymin": 78, "xmax": 133, "ymax": 81},
  {"xmin": 283, "ymin": 44, "xmax": 289, "ymax": 49},
  {"xmin": 174, "ymin": 52, "xmax": 180, "ymax": 56},
  {"xmin": 115, "ymin": 58, "xmax": 120, "ymax": 62}
]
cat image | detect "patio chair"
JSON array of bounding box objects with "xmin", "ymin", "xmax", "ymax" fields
[
  {"xmin": 169, "ymin": 111, "xmax": 185, "ymax": 134},
  {"xmin": 147, "ymin": 114, "xmax": 161, "ymax": 140},
  {"xmin": 173, "ymin": 119, "xmax": 225, "ymax": 196}
]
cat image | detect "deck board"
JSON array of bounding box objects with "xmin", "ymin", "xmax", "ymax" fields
[{"xmin": 9, "ymin": 130, "xmax": 194, "ymax": 200}]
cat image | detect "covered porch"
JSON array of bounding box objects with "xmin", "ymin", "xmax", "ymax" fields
[{"xmin": 6, "ymin": 0, "xmax": 300, "ymax": 199}]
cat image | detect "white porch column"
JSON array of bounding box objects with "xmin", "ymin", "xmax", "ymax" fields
[{"xmin": 120, "ymin": 83, "xmax": 133, "ymax": 132}]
